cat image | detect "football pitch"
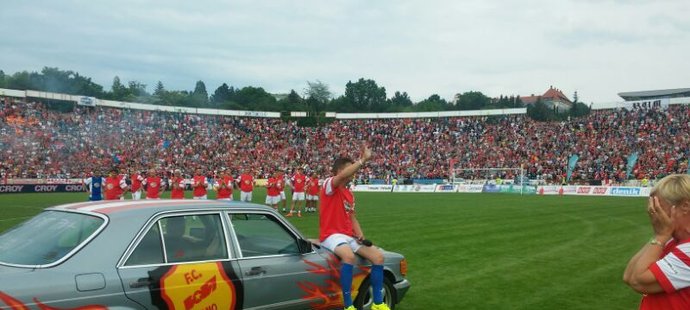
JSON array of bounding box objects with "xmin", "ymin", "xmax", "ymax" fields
[{"xmin": 0, "ymin": 190, "xmax": 649, "ymax": 309}]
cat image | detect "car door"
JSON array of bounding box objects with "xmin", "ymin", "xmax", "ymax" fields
[
  {"xmin": 226, "ymin": 212, "xmax": 338, "ymax": 310},
  {"xmin": 117, "ymin": 212, "xmax": 245, "ymax": 310}
]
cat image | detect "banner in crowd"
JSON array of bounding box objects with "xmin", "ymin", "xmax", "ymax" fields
[
  {"xmin": 4, "ymin": 178, "xmax": 83, "ymax": 185},
  {"xmin": 481, "ymin": 184, "xmax": 537, "ymax": 194},
  {"xmin": 626, "ymin": 152, "xmax": 639, "ymax": 179},
  {"xmin": 537, "ymin": 185, "xmax": 651, "ymax": 197},
  {"xmin": 435, "ymin": 184, "xmax": 459, "ymax": 193},
  {"xmin": 457, "ymin": 184, "xmax": 484, "ymax": 193},
  {"xmin": 392, "ymin": 184, "xmax": 436, "ymax": 193},
  {"xmin": 0, "ymin": 184, "xmax": 86, "ymax": 194},
  {"xmin": 567, "ymin": 155, "xmax": 579, "ymax": 181},
  {"xmin": 626, "ymin": 98, "xmax": 670, "ymax": 110},
  {"xmin": 77, "ymin": 96, "xmax": 97, "ymax": 107},
  {"xmin": 353, "ymin": 184, "xmax": 394, "ymax": 192}
]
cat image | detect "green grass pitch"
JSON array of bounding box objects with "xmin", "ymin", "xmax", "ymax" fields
[{"xmin": 0, "ymin": 190, "xmax": 650, "ymax": 309}]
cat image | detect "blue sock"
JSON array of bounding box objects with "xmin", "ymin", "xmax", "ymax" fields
[
  {"xmin": 372, "ymin": 264, "xmax": 384, "ymax": 304},
  {"xmin": 341, "ymin": 263, "xmax": 354, "ymax": 307}
]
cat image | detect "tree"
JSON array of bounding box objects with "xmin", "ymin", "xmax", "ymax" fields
[
  {"xmin": 304, "ymin": 80, "xmax": 332, "ymax": 104},
  {"xmin": 342, "ymin": 78, "xmax": 387, "ymax": 112},
  {"xmin": 278, "ymin": 89, "xmax": 305, "ymax": 111},
  {"xmin": 160, "ymin": 90, "xmax": 191, "ymax": 107},
  {"xmin": 389, "ymin": 91, "xmax": 413, "ymax": 111},
  {"xmin": 210, "ymin": 83, "xmax": 233, "ymax": 105},
  {"xmin": 526, "ymin": 99, "xmax": 553, "ymax": 121},
  {"xmin": 154, "ymin": 81, "xmax": 166, "ymax": 97},
  {"xmin": 233, "ymin": 86, "xmax": 277, "ymax": 110},
  {"xmin": 151, "ymin": 81, "xmax": 167, "ymax": 105},
  {"xmin": 7, "ymin": 71, "xmax": 32, "ymax": 90},
  {"xmin": 455, "ymin": 91, "xmax": 491, "ymax": 110},
  {"xmin": 192, "ymin": 80, "xmax": 208, "ymax": 106},
  {"xmin": 0, "ymin": 70, "xmax": 5, "ymax": 88},
  {"xmin": 110, "ymin": 76, "xmax": 128, "ymax": 100},
  {"xmin": 415, "ymin": 94, "xmax": 449, "ymax": 111},
  {"xmin": 128, "ymin": 81, "xmax": 148, "ymax": 97},
  {"xmin": 570, "ymin": 102, "xmax": 591, "ymax": 118}
]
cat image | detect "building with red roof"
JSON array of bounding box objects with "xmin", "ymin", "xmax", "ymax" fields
[{"xmin": 521, "ymin": 86, "xmax": 573, "ymax": 112}]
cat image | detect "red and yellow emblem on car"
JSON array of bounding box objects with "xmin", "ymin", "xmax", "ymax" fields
[{"xmin": 159, "ymin": 262, "xmax": 237, "ymax": 310}]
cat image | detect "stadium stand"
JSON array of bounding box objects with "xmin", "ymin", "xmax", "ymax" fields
[{"xmin": 1, "ymin": 95, "xmax": 689, "ymax": 185}]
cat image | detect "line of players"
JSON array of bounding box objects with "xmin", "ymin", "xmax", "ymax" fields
[{"xmin": 82, "ymin": 166, "xmax": 321, "ymax": 215}]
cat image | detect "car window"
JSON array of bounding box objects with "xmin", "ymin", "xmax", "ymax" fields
[
  {"xmin": 125, "ymin": 223, "xmax": 164, "ymax": 266},
  {"xmin": 0, "ymin": 211, "xmax": 104, "ymax": 266},
  {"xmin": 229, "ymin": 213, "xmax": 300, "ymax": 257},
  {"xmin": 160, "ymin": 214, "xmax": 227, "ymax": 263}
]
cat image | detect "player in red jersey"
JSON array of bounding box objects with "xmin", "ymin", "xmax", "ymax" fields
[
  {"xmin": 142, "ymin": 168, "xmax": 165, "ymax": 199},
  {"xmin": 265, "ymin": 171, "xmax": 281, "ymax": 210},
  {"xmin": 305, "ymin": 171, "xmax": 320, "ymax": 212},
  {"xmin": 129, "ymin": 168, "xmax": 144, "ymax": 200},
  {"xmin": 170, "ymin": 169, "xmax": 186, "ymax": 199},
  {"xmin": 319, "ymin": 145, "xmax": 388, "ymax": 310},
  {"xmin": 104, "ymin": 167, "xmax": 128, "ymax": 200},
  {"xmin": 237, "ymin": 168, "xmax": 254, "ymax": 202},
  {"xmin": 287, "ymin": 167, "xmax": 307, "ymax": 217},
  {"xmin": 192, "ymin": 168, "xmax": 208, "ymax": 200},
  {"xmin": 214, "ymin": 168, "xmax": 234, "ymax": 200},
  {"xmin": 277, "ymin": 171, "xmax": 288, "ymax": 212}
]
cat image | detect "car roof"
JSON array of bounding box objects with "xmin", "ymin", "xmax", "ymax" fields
[{"xmin": 48, "ymin": 199, "xmax": 273, "ymax": 217}]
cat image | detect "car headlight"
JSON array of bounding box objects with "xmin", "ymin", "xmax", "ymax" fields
[{"xmin": 400, "ymin": 258, "xmax": 408, "ymax": 277}]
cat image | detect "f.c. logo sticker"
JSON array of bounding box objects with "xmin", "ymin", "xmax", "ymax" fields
[{"xmin": 150, "ymin": 262, "xmax": 244, "ymax": 310}]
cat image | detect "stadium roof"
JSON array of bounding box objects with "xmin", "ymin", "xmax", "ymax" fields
[{"xmin": 618, "ymin": 88, "xmax": 690, "ymax": 101}]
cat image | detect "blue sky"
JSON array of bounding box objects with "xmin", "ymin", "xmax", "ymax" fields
[{"xmin": 1, "ymin": 0, "xmax": 688, "ymax": 103}]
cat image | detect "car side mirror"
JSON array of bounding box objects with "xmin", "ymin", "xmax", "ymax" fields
[{"xmin": 297, "ymin": 238, "xmax": 313, "ymax": 254}]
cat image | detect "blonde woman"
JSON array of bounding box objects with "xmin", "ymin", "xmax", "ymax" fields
[{"xmin": 624, "ymin": 174, "xmax": 690, "ymax": 309}]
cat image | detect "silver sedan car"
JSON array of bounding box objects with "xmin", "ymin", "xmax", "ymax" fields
[{"xmin": 0, "ymin": 200, "xmax": 410, "ymax": 309}]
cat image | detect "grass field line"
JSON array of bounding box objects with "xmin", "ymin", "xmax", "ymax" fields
[{"xmin": 426, "ymin": 212, "xmax": 596, "ymax": 286}]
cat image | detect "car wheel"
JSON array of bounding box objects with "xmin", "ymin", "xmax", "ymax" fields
[{"xmin": 353, "ymin": 277, "xmax": 396, "ymax": 310}]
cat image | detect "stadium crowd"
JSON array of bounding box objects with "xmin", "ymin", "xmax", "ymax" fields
[{"xmin": 1, "ymin": 96, "xmax": 689, "ymax": 184}]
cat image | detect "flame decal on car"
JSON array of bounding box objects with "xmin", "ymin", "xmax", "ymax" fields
[
  {"xmin": 298, "ymin": 253, "xmax": 370, "ymax": 310},
  {"xmin": 0, "ymin": 291, "xmax": 107, "ymax": 310}
]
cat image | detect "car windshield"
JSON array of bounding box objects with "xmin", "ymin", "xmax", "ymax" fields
[{"xmin": 0, "ymin": 210, "xmax": 104, "ymax": 266}]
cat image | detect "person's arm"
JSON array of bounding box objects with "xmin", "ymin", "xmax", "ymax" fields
[
  {"xmin": 624, "ymin": 196, "xmax": 674, "ymax": 294},
  {"xmin": 351, "ymin": 213, "xmax": 364, "ymax": 240},
  {"xmin": 332, "ymin": 145, "xmax": 372, "ymax": 188},
  {"xmin": 623, "ymin": 240, "xmax": 668, "ymax": 294},
  {"xmin": 119, "ymin": 177, "xmax": 128, "ymax": 197}
]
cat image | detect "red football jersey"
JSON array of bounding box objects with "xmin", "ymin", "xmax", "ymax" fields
[
  {"xmin": 130, "ymin": 173, "xmax": 143, "ymax": 192},
  {"xmin": 171, "ymin": 177, "xmax": 185, "ymax": 199},
  {"xmin": 267, "ymin": 177, "xmax": 280, "ymax": 196},
  {"xmin": 238, "ymin": 174, "xmax": 254, "ymax": 192},
  {"xmin": 319, "ymin": 177, "xmax": 355, "ymax": 242},
  {"xmin": 291, "ymin": 173, "xmax": 307, "ymax": 193},
  {"xmin": 307, "ymin": 177, "xmax": 319, "ymax": 195},
  {"xmin": 276, "ymin": 175, "xmax": 285, "ymax": 191},
  {"xmin": 144, "ymin": 176, "xmax": 162, "ymax": 199},
  {"xmin": 641, "ymin": 239, "xmax": 690, "ymax": 310},
  {"xmin": 192, "ymin": 175, "xmax": 207, "ymax": 197},
  {"xmin": 217, "ymin": 176, "xmax": 233, "ymax": 199},
  {"xmin": 104, "ymin": 175, "xmax": 125, "ymax": 200}
]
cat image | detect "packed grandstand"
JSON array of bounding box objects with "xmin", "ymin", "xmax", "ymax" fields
[{"xmin": 1, "ymin": 93, "xmax": 689, "ymax": 186}]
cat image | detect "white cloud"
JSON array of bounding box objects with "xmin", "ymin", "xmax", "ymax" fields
[{"xmin": 1, "ymin": 0, "xmax": 689, "ymax": 102}]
